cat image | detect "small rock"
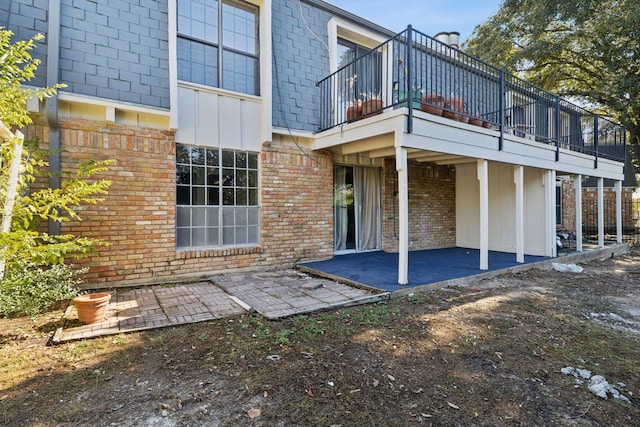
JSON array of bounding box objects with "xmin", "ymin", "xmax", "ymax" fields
[
  {"xmin": 561, "ymin": 367, "xmax": 575, "ymax": 375},
  {"xmin": 576, "ymin": 369, "xmax": 592, "ymax": 379},
  {"xmin": 588, "ymin": 375, "xmax": 609, "ymax": 399},
  {"xmin": 247, "ymin": 408, "xmax": 261, "ymax": 419}
]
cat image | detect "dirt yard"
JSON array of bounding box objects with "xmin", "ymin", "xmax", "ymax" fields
[{"xmin": 1, "ymin": 249, "xmax": 639, "ymax": 426}]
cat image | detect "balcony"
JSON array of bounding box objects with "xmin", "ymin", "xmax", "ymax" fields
[{"xmin": 315, "ymin": 26, "xmax": 626, "ymax": 171}]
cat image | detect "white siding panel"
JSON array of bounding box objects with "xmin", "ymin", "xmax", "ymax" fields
[
  {"xmin": 197, "ymin": 91, "xmax": 219, "ymax": 148},
  {"xmin": 176, "ymin": 85, "xmax": 263, "ymax": 151},
  {"xmin": 241, "ymin": 100, "xmax": 262, "ymax": 151},
  {"xmin": 176, "ymin": 87, "xmax": 196, "ymax": 144},
  {"xmin": 523, "ymin": 167, "xmax": 547, "ymax": 256},
  {"xmin": 220, "ymin": 97, "xmax": 243, "ymax": 149},
  {"xmin": 455, "ymin": 163, "xmax": 480, "ymax": 249},
  {"xmin": 488, "ymin": 162, "xmax": 516, "ymax": 253}
]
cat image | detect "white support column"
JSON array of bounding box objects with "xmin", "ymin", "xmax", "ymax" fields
[
  {"xmin": 573, "ymin": 175, "xmax": 583, "ymax": 252},
  {"xmin": 597, "ymin": 177, "xmax": 604, "ymax": 247},
  {"xmin": 544, "ymin": 170, "xmax": 557, "ymax": 257},
  {"xmin": 615, "ymin": 180, "xmax": 623, "ymax": 244},
  {"xmin": 396, "ymin": 146, "xmax": 409, "ymax": 285},
  {"xmin": 514, "ymin": 165, "xmax": 524, "ymax": 263},
  {"xmin": 478, "ymin": 159, "xmax": 489, "ymax": 270}
]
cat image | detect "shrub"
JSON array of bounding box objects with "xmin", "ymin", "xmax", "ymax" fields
[{"xmin": 0, "ymin": 264, "xmax": 86, "ymax": 317}]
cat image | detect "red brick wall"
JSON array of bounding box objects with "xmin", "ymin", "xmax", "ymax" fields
[
  {"xmin": 382, "ymin": 159, "xmax": 456, "ymax": 251},
  {"xmin": 49, "ymin": 119, "xmax": 333, "ymax": 287},
  {"xmin": 560, "ymin": 180, "xmax": 634, "ymax": 231}
]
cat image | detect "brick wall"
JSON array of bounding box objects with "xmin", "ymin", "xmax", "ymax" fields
[
  {"xmin": 582, "ymin": 187, "xmax": 635, "ymax": 230},
  {"xmin": 260, "ymin": 141, "xmax": 334, "ymax": 262},
  {"xmin": 382, "ymin": 159, "xmax": 456, "ymax": 251},
  {"xmin": 560, "ymin": 180, "xmax": 634, "ymax": 231},
  {"xmin": 47, "ymin": 119, "xmax": 333, "ymax": 287}
]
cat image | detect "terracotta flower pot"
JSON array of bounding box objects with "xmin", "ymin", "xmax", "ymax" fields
[
  {"xmin": 482, "ymin": 121, "xmax": 491, "ymax": 128},
  {"xmin": 346, "ymin": 105, "xmax": 362, "ymax": 122},
  {"xmin": 420, "ymin": 94, "xmax": 444, "ymax": 116},
  {"xmin": 457, "ymin": 114, "xmax": 470, "ymax": 124},
  {"xmin": 73, "ymin": 292, "xmax": 112, "ymax": 324},
  {"xmin": 443, "ymin": 97, "xmax": 465, "ymax": 121},
  {"xmin": 361, "ymin": 99, "xmax": 383, "ymax": 116},
  {"xmin": 469, "ymin": 118, "xmax": 483, "ymax": 126}
]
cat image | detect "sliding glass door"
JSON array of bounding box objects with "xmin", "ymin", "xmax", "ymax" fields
[{"xmin": 334, "ymin": 165, "xmax": 381, "ymax": 253}]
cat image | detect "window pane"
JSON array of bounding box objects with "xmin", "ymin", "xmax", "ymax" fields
[
  {"xmin": 191, "ymin": 147, "xmax": 205, "ymax": 165},
  {"xmin": 178, "ymin": 0, "xmax": 219, "ymax": 44},
  {"xmin": 248, "ymin": 169, "xmax": 257, "ymax": 187},
  {"xmin": 236, "ymin": 151, "xmax": 247, "ymax": 168},
  {"xmin": 206, "ymin": 227, "xmax": 219, "ymax": 246},
  {"xmin": 222, "ymin": 226, "xmax": 235, "ymax": 245},
  {"xmin": 222, "ymin": 1, "xmax": 258, "ymax": 54},
  {"xmin": 236, "ymin": 169, "xmax": 247, "ymax": 187},
  {"xmin": 222, "ymin": 168, "xmax": 235, "ymax": 186},
  {"xmin": 248, "ymin": 152, "xmax": 258, "ymax": 169},
  {"xmin": 207, "ymin": 187, "xmax": 220, "ymax": 205},
  {"xmin": 222, "ymin": 50, "xmax": 258, "ymax": 95},
  {"xmin": 206, "ymin": 207, "xmax": 219, "ymax": 226},
  {"xmin": 192, "ymin": 166, "xmax": 205, "ymax": 185},
  {"xmin": 234, "ymin": 207, "xmax": 246, "ymax": 225},
  {"xmin": 176, "ymin": 164, "xmax": 190, "ymax": 185},
  {"xmin": 235, "ymin": 225, "xmax": 248, "ymax": 244},
  {"xmin": 177, "ymin": 207, "xmax": 191, "ymax": 227},
  {"xmin": 222, "ymin": 207, "xmax": 234, "ymax": 226},
  {"xmin": 192, "ymin": 227, "xmax": 206, "ymax": 246},
  {"xmin": 206, "ymin": 148, "xmax": 219, "ymax": 166},
  {"xmin": 207, "ymin": 167, "xmax": 219, "ymax": 186},
  {"xmin": 236, "ymin": 188, "xmax": 247, "ymax": 205},
  {"xmin": 177, "ymin": 38, "xmax": 218, "ymax": 87},
  {"xmin": 248, "ymin": 207, "xmax": 259, "ymax": 224},
  {"xmin": 222, "ymin": 188, "xmax": 234, "ymax": 205},
  {"xmin": 248, "ymin": 225, "xmax": 259, "ymax": 243},
  {"xmin": 248, "ymin": 188, "xmax": 258, "ymax": 205},
  {"xmin": 222, "ymin": 150, "xmax": 235, "ymax": 167},
  {"xmin": 192, "ymin": 187, "xmax": 206, "ymax": 205},
  {"xmin": 193, "ymin": 207, "xmax": 206, "ymax": 226},
  {"xmin": 176, "ymin": 144, "xmax": 192, "ymax": 164},
  {"xmin": 177, "ymin": 227, "xmax": 191, "ymax": 247},
  {"xmin": 177, "ymin": 186, "xmax": 190, "ymax": 205}
]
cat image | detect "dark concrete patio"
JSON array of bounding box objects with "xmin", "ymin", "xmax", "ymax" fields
[{"xmin": 299, "ymin": 246, "xmax": 605, "ymax": 293}]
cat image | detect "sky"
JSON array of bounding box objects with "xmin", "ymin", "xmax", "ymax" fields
[{"xmin": 326, "ymin": 0, "xmax": 504, "ymax": 42}]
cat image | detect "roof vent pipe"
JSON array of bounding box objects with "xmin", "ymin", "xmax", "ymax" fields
[
  {"xmin": 433, "ymin": 31, "xmax": 450, "ymax": 45},
  {"xmin": 448, "ymin": 31, "xmax": 460, "ymax": 49}
]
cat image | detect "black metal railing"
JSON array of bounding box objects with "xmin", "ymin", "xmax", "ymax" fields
[{"xmin": 317, "ymin": 26, "xmax": 627, "ymax": 163}]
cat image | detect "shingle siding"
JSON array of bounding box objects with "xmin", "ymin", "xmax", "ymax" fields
[
  {"xmin": 59, "ymin": 0, "xmax": 170, "ymax": 109},
  {"xmin": 0, "ymin": 0, "xmax": 49, "ymax": 88},
  {"xmin": 272, "ymin": 0, "xmax": 332, "ymax": 132}
]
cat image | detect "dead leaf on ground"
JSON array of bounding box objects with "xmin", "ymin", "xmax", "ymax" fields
[
  {"xmin": 447, "ymin": 402, "xmax": 460, "ymax": 410},
  {"xmin": 248, "ymin": 408, "xmax": 261, "ymax": 419}
]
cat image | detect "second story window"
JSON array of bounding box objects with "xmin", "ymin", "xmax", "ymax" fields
[{"xmin": 177, "ymin": 0, "xmax": 259, "ymax": 96}]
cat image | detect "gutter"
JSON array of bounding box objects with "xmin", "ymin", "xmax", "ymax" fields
[
  {"xmin": 301, "ymin": 0, "xmax": 396, "ymax": 37},
  {"xmin": 46, "ymin": 0, "xmax": 61, "ymax": 236}
]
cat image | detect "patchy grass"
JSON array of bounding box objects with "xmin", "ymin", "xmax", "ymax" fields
[{"xmin": 1, "ymin": 250, "xmax": 639, "ymax": 426}]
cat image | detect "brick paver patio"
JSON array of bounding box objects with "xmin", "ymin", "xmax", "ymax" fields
[{"xmin": 53, "ymin": 269, "xmax": 387, "ymax": 343}]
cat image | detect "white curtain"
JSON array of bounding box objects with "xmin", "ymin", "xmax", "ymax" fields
[
  {"xmin": 355, "ymin": 167, "xmax": 380, "ymax": 251},
  {"xmin": 334, "ymin": 166, "xmax": 349, "ymax": 251}
]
